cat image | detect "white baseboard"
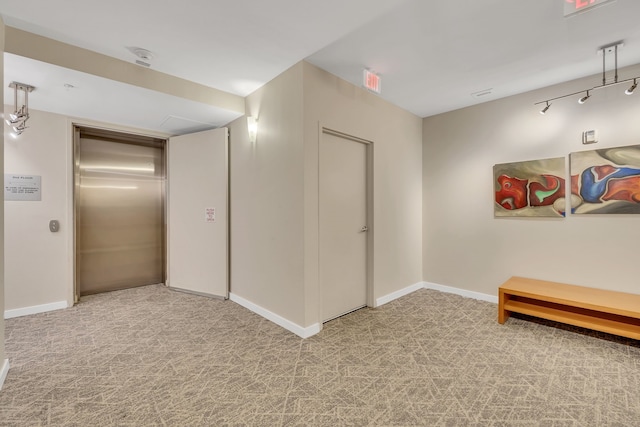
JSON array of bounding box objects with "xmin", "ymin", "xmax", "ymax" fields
[
  {"xmin": 229, "ymin": 293, "xmax": 321, "ymax": 339},
  {"xmin": 4, "ymin": 300, "xmax": 69, "ymax": 319},
  {"xmin": 170, "ymin": 286, "xmax": 227, "ymax": 300},
  {"xmin": 423, "ymin": 281, "xmax": 498, "ymax": 304},
  {"xmin": 375, "ymin": 282, "xmax": 425, "ymax": 307},
  {"xmin": 0, "ymin": 359, "xmax": 9, "ymax": 390}
]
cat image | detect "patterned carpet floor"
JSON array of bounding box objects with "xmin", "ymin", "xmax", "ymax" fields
[{"xmin": 1, "ymin": 285, "xmax": 639, "ymax": 426}]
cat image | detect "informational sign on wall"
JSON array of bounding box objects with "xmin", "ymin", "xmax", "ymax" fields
[
  {"xmin": 205, "ymin": 207, "xmax": 216, "ymax": 223},
  {"xmin": 4, "ymin": 174, "xmax": 42, "ymax": 201}
]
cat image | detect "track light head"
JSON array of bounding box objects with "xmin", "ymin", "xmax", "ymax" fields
[
  {"xmin": 578, "ymin": 91, "xmax": 591, "ymax": 104},
  {"xmin": 8, "ymin": 107, "xmax": 26, "ymax": 123},
  {"xmin": 12, "ymin": 122, "xmax": 27, "ymax": 135},
  {"xmin": 540, "ymin": 102, "xmax": 551, "ymax": 115},
  {"xmin": 626, "ymin": 79, "xmax": 637, "ymax": 95}
]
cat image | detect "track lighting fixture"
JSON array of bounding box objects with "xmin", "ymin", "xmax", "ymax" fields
[
  {"xmin": 5, "ymin": 85, "xmax": 26, "ymax": 125},
  {"xmin": 535, "ymin": 41, "xmax": 639, "ymax": 114},
  {"xmin": 626, "ymin": 79, "xmax": 637, "ymax": 95},
  {"xmin": 5, "ymin": 82, "xmax": 35, "ymax": 137},
  {"xmin": 540, "ymin": 102, "xmax": 551, "ymax": 115},
  {"xmin": 578, "ymin": 91, "xmax": 590, "ymax": 104}
]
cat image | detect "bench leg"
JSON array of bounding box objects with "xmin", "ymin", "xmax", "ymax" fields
[{"xmin": 498, "ymin": 290, "xmax": 510, "ymax": 324}]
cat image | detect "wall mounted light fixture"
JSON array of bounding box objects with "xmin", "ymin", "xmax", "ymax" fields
[
  {"xmin": 247, "ymin": 116, "xmax": 258, "ymax": 143},
  {"xmin": 535, "ymin": 41, "xmax": 638, "ymax": 113},
  {"xmin": 6, "ymin": 81, "xmax": 35, "ymax": 137}
]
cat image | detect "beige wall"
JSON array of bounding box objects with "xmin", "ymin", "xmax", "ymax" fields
[
  {"xmin": 4, "ymin": 107, "xmax": 72, "ymax": 310},
  {"xmin": 1, "ymin": 16, "xmax": 6, "ymax": 368},
  {"xmin": 229, "ymin": 61, "xmax": 423, "ymax": 330},
  {"xmin": 229, "ymin": 63, "xmax": 306, "ymax": 326},
  {"xmin": 423, "ymin": 63, "xmax": 640, "ymax": 297},
  {"xmin": 302, "ymin": 62, "xmax": 423, "ymax": 323}
]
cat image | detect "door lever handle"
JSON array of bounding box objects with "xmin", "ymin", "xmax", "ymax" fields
[{"xmin": 360, "ymin": 225, "xmax": 368, "ymax": 232}]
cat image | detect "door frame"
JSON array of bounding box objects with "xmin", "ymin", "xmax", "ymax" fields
[
  {"xmin": 72, "ymin": 125, "xmax": 168, "ymax": 302},
  {"xmin": 319, "ymin": 126, "xmax": 374, "ymax": 318}
]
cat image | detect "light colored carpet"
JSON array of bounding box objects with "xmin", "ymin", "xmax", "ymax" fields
[{"xmin": 1, "ymin": 285, "xmax": 639, "ymax": 426}]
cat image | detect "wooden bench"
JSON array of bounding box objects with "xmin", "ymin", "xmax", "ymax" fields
[{"xmin": 498, "ymin": 276, "xmax": 640, "ymax": 340}]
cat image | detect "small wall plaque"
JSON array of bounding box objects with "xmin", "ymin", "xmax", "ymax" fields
[
  {"xmin": 4, "ymin": 174, "xmax": 41, "ymax": 201},
  {"xmin": 582, "ymin": 130, "xmax": 598, "ymax": 145},
  {"xmin": 205, "ymin": 207, "xmax": 216, "ymax": 223}
]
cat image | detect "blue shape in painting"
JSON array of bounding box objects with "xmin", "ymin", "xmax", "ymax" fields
[{"xmin": 579, "ymin": 166, "xmax": 640, "ymax": 203}]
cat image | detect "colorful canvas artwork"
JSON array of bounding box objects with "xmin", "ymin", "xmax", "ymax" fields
[
  {"xmin": 494, "ymin": 157, "xmax": 566, "ymax": 217},
  {"xmin": 570, "ymin": 145, "xmax": 640, "ymax": 214}
]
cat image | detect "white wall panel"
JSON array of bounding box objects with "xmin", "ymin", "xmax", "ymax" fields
[{"xmin": 168, "ymin": 128, "xmax": 228, "ymax": 298}]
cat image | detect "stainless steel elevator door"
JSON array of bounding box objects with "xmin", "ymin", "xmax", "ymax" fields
[{"xmin": 76, "ymin": 131, "xmax": 165, "ymax": 296}]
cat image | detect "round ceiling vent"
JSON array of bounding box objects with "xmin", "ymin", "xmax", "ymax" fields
[
  {"xmin": 126, "ymin": 46, "xmax": 155, "ymax": 67},
  {"xmin": 132, "ymin": 48, "xmax": 154, "ymax": 61}
]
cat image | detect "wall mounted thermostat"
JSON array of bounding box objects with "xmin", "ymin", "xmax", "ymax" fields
[
  {"xmin": 49, "ymin": 220, "xmax": 60, "ymax": 232},
  {"xmin": 582, "ymin": 130, "xmax": 598, "ymax": 145}
]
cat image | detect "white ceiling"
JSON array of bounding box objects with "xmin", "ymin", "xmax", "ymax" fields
[{"xmin": 2, "ymin": 0, "xmax": 640, "ymax": 133}]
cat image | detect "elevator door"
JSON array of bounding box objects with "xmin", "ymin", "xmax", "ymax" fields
[{"xmin": 75, "ymin": 128, "xmax": 165, "ymax": 297}]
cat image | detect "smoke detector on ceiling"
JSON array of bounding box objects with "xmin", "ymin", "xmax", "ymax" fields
[{"xmin": 127, "ymin": 47, "xmax": 154, "ymax": 68}]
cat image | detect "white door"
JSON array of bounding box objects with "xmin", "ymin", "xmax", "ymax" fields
[
  {"xmin": 320, "ymin": 131, "xmax": 368, "ymax": 321},
  {"xmin": 168, "ymin": 128, "xmax": 228, "ymax": 298}
]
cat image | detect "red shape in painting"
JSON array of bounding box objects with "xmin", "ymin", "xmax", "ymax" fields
[
  {"xmin": 603, "ymin": 176, "xmax": 640, "ymax": 203},
  {"xmin": 570, "ymin": 174, "xmax": 580, "ymax": 196},
  {"xmin": 495, "ymin": 175, "xmax": 528, "ymax": 210},
  {"xmin": 529, "ymin": 175, "xmax": 566, "ymax": 206},
  {"xmin": 593, "ymin": 164, "xmax": 618, "ymax": 180}
]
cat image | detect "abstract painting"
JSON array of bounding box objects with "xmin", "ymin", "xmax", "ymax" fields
[
  {"xmin": 570, "ymin": 145, "xmax": 640, "ymax": 214},
  {"xmin": 494, "ymin": 157, "xmax": 566, "ymax": 217}
]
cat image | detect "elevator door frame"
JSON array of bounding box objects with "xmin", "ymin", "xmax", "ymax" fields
[{"xmin": 73, "ymin": 125, "xmax": 167, "ymax": 302}]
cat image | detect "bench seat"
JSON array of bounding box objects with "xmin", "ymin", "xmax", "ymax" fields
[{"xmin": 498, "ymin": 276, "xmax": 640, "ymax": 340}]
